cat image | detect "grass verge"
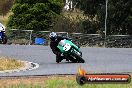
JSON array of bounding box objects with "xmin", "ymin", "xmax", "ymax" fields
[
  {"xmin": 0, "ymin": 75, "xmax": 131, "ymax": 88},
  {"xmin": 0, "ymin": 56, "xmax": 24, "ymax": 71}
]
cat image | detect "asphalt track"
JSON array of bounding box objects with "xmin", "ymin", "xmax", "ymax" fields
[{"xmin": 0, "ymin": 45, "xmax": 132, "ymax": 76}]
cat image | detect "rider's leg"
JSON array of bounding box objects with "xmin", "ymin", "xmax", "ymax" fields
[{"xmin": 56, "ymin": 55, "xmax": 63, "ymax": 63}]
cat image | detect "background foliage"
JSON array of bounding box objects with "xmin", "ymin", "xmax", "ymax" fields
[
  {"xmin": 0, "ymin": 0, "xmax": 13, "ymax": 16},
  {"xmin": 0, "ymin": 0, "xmax": 131, "ymax": 35},
  {"xmin": 75, "ymin": 0, "xmax": 132, "ymax": 35},
  {"xmin": 7, "ymin": 0, "xmax": 64, "ymax": 31}
]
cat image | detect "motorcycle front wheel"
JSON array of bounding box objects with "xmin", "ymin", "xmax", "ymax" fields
[{"xmin": 71, "ymin": 52, "xmax": 85, "ymax": 63}]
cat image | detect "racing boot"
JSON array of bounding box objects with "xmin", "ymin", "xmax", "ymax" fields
[
  {"xmin": 66, "ymin": 58, "xmax": 69, "ymax": 62},
  {"xmin": 56, "ymin": 55, "xmax": 63, "ymax": 63}
]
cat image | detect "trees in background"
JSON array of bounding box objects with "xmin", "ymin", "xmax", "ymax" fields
[
  {"xmin": 75, "ymin": 0, "xmax": 132, "ymax": 35},
  {"xmin": 51, "ymin": 14, "xmax": 83, "ymax": 33},
  {"xmin": 2, "ymin": 0, "xmax": 131, "ymax": 34},
  {"xmin": 0, "ymin": 0, "xmax": 13, "ymax": 16},
  {"xmin": 7, "ymin": 0, "xmax": 64, "ymax": 31}
]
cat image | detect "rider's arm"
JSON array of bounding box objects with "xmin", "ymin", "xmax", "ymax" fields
[{"xmin": 50, "ymin": 42, "xmax": 61, "ymax": 56}]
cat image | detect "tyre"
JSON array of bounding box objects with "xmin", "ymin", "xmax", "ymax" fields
[
  {"xmin": 78, "ymin": 58, "xmax": 85, "ymax": 63},
  {"xmin": 71, "ymin": 52, "xmax": 85, "ymax": 63},
  {"xmin": 68, "ymin": 56, "xmax": 77, "ymax": 63}
]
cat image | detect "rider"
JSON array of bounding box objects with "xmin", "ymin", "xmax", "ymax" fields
[
  {"xmin": 49, "ymin": 32, "xmax": 71, "ymax": 63},
  {"xmin": 0, "ymin": 23, "xmax": 6, "ymax": 33}
]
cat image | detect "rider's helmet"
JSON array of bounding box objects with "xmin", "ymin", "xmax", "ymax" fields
[{"xmin": 49, "ymin": 32, "xmax": 57, "ymax": 41}]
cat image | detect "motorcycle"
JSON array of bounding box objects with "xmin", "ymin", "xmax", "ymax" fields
[
  {"xmin": 57, "ymin": 39, "xmax": 85, "ymax": 63},
  {"xmin": 0, "ymin": 31, "xmax": 7, "ymax": 44}
]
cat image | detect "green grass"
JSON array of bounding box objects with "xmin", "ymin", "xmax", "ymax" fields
[
  {"xmin": 7, "ymin": 84, "xmax": 43, "ymax": 88},
  {"xmin": 2, "ymin": 78, "xmax": 131, "ymax": 88},
  {"xmin": 45, "ymin": 79, "xmax": 132, "ymax": 88}
]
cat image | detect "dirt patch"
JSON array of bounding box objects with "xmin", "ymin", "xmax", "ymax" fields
[{"xmin": 0, "ymin": 56, "xmax": 24, "ymax": 71}]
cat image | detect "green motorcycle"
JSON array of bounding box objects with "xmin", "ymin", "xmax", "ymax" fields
[{"xmin": 57, "ymin": 39, "xmax": 85, "ymax": 63}]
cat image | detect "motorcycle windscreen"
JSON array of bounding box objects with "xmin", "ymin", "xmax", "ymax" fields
[{"xmin": 57, "ymin": 40, "xmax": 66, "ymax": 53}]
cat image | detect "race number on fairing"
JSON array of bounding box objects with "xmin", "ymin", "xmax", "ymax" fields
[{"xmin": 63, "ymin": 43, "xmax": 71, "ymax": 51}]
